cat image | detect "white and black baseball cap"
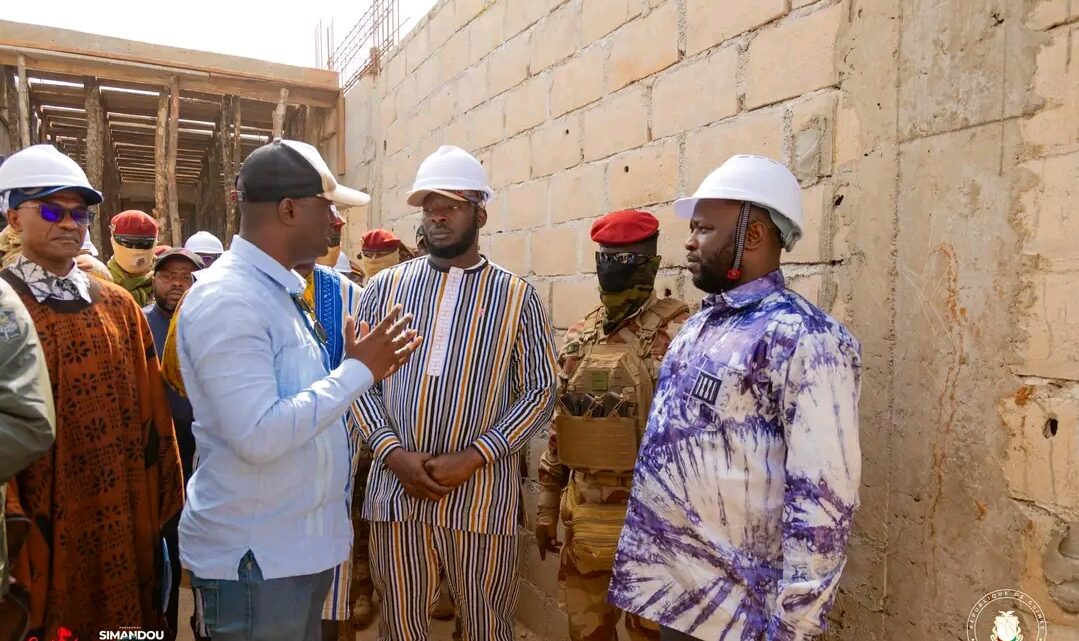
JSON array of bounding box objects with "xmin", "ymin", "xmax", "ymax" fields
[{"xmin": 236, "ymin": 138, "xmax": 370, "ymax": 208}]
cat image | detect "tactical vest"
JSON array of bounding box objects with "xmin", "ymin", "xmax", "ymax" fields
[
  {"xmin": 556, "ymin": 296, "xmax": 687, "ymax": 573},
  {"xmin": 555, "ymin": 296, "xmax": 688, "ymax": 474}
]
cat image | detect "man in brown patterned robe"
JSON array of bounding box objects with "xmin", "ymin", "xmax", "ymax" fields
[{"xmin": 0, "ymin": 145, "xmax": 184, "ymax": 640}]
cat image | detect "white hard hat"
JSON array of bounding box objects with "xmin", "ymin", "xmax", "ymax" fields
[
  {"xmin": 334, "ymin": 251, "xmax": 352, "ymax": 274},
  {"xmin": 81, "ymin": 230, "xmax": 99, "ymax": 257},
  {"xmin": 0, "ymin": 144, "xmax": 103, "ymax": 209},
  {"xmin": 674, "ymin": 155, "xmax": 804, "ymax": 251},
  {"xmin": 184, "ymin": 231, "xmax": 224, "ymax": 255},
  {"xmin": 407, "ymin": 145, "xmax": 494, "ymax": 207}
]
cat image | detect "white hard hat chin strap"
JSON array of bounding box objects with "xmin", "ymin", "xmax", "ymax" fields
[{"xmin": 727, "ymin": 201, "xmax": 752, "ymax": 281}]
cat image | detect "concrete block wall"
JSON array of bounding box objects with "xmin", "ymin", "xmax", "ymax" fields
[{"xmin": 340, "ymin": 0, "xmax": 1079, "ymax": 638}]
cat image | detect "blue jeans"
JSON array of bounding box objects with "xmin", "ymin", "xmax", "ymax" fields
[{"xmin": 191, "ymin": 551, "xmax": 334, "ymax": 641}]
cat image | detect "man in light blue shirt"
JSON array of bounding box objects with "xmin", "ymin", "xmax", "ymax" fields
[{"xmin": 177, "ymin": 139, "xmax": 420, "ymax": 641}]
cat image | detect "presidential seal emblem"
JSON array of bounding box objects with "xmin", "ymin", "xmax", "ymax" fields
[{"xmin": 967, "ymin": 590, "xmax": 1047, "ymax": 641}]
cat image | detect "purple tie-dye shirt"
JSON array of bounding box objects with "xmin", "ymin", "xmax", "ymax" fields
[{"xmin": 608, "ymin": 270, "xmax": 861, "ymax": 641}]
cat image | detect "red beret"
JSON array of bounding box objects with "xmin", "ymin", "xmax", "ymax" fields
[
  {"xmin": 362, "ymin": 228, "xmax": 401, "ymax": 251},
  {"xmin": 590, "ymin": 210, "xmax": 660, "ymax": 246},
  {"xmin": 111, "ymin": 210, "xmax": 159, "ymax": 238}
]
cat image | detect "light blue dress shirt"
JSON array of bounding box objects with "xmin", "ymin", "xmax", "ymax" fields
[{"xmin": 177, "ymin": 236, "xmax": 374, "ymax": 580}]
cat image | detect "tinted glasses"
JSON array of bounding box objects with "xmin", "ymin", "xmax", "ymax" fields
[
  {"xmin": 114, "ymin": 235, "xmax": 157, "ymax": 250},
  {"xmin": 20, "ymin": 202, "xmax": 95, "ymax": 227},
  {"xmin": 595, "ymin": 251, "xmax": 654, "ymax": 267}
]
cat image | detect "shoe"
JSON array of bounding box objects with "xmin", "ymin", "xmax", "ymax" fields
[{"xmin": 352, "ymin": 594, "xmax": 375, "ymax": 630}]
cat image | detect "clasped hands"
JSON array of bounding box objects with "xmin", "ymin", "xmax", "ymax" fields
[{"xmin": 384, "ymin": 446, "xmax": 486, "ymax": 500}]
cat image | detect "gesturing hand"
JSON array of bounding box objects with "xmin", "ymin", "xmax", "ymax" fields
[
  {"xmin": 345, "ymin": 304, "xmax": 423, "ymax": 381},
  {"xmin": 385, "ymin": 449, "xmax": 452, "ymax": 500},
  {"xmin": 424, "ymin": 448, "xmax": 486, "ymax": 489}
]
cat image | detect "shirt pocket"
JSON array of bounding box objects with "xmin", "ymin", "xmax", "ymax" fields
[{"xmin": 676, "ymin": 362, "xmax": 750, "ymax": 431}]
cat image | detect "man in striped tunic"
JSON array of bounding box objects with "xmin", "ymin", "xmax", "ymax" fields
[{"xmin": 353, "ymin": 145, "xmax": 558, "ymax": 641}]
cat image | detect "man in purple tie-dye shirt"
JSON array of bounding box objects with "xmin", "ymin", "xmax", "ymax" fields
[{"xmin": 608, "ymin": 156, "xmax": 862, "ymax": 641}]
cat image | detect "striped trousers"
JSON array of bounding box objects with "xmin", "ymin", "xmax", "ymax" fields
[{"xmin": 369, "ymin": 520, "xmax": 519, "ymax": 641}]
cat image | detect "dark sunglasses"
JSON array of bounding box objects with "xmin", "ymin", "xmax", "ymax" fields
[
  {"xmin": 290, "ymin": 294, "xmax": 329, "ymax": 346},
  {"xmin": 596, "ymin": 251, "xmax": 653, "ymax": 267},
  {"xmin": 114, "ymin": 235, "xmax": 157, "ymax": 250},
  {"xmin": 20, "ymin": 202, "xmax": 95, "ymax": 226}
]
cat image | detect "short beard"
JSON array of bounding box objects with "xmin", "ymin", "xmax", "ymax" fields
[
  {"xmin": 692, "ymin": 238, "xmax": 738, "ymax": 294},
  {"xmin": 427, "ymin": 213, "xmax": 480, "ymax": 259}
]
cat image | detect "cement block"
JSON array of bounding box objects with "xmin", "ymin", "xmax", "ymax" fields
[
  {"xmin": 687, "ymin": 0, "xmax": 787, "ymax": 56},
  {"xmin": 746, "ymin": 3, "xmax": 842, "ymax": 109},
  {"xmin": 531, "ymin": 115, "xmax": 583, "ymax": 177},
  {"xmin": 505, "ymin": 74, "xmax": 550, "ymax": 137},
  {"xmin": 552, "ymin": 279, "xmax": 601, "ymax": 328},
  {"xmin": 469, "ymin": 2, "xmax": 506, "ymax": 66},
  {"xmin": 652, "ymin": 46, "xmax": 740, "ymax": 139},
  {"xmin": 489, "ymin": 32, "xmax": 531, "ymax": 97},
  {"xmin": 517, "ymin": 581, "xmax": 551, "ymax": 638},
  {"xmin": 1000, "ymin": 383, "xmax": 1079, "ymax": 511},
  {"xmin": 1020, "ymin": 23, "xmax": 1079, "ymax": 157},
  {"xmin": 608, "ymin": 3, "xmax": 679, "ymax": 92},
  {"xmin": 486, "ymin": 230, "xmax": 530, "ymax": 276},
  {"xmin": 1018, "ymin": 270, "xmax": 1079, "ymax": 381},
  {"xmin": 457, "ymin": 61, "xmax": 489, "ymax": 112},
  {"xmin": 532, "ymin": 226, "xmax": 581, "ymax": 276},
  {"xmin": 440, "ymin": 29, "xmax": 471, "ymax": 81},
  {"xmin": 608, "ymin": 140, "xmax": 679, "ymax": 209},
  {"xmin": 581, "ymin": 0, "xmax": 644, "ymax": 42},
  {"xmin": 684, "ymin": 108, "xmax": 785, "ymax": 190},
  {"xmin": 464, "ymin": 95, "xmax": 505, "ymax": 149},
  {"xmin": 899, "ymin": 0, "xmax": 1009, "ymax": 139},
  {"xmin": 503, "ymin": 177, "xmax": 551, "ymax": 231},
  {"xmin": 791, "ymin": 90, "xmax": 839, "ymax": 183},
  {"xmin": 505, "ymin": 0, "xmax": 548, "ymax": 38},
  {"xmin": 490, "ymin": 135, "xmax": 533, "ymax": 189},
  {"xmin": 549, "ymin": 161, "xmax": 606, "ymax": 224},
  {"xmin": 582, "ymin": 86, "xmax": 649, "ymax": 161},
  {"xmin": 532, "ymin": 3, "xmax": 578, "ymax": 73},
  {"xmin": 784, "ymin": 181, "xmax": 830, "ymax": 264},
  {"xmin": 455, "ymin": 0, "xmax": 490, "ymax": 28},
  {"xmin": 551, "ymin": 46, "xmax": 606, "ymax": 118},
  {"xmin": 405, "ymin": 27, "xmax": 430, "ymax": 73}
]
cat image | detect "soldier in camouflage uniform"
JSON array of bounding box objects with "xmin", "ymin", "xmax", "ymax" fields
[{"xmin": 536, "ymin": 210, "xmax": 690, "ymax": 641}]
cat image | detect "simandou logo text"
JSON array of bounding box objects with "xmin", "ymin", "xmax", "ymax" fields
[{"xmin": 98, "ymin": 632, "xmax": 164, "ymax": 640}]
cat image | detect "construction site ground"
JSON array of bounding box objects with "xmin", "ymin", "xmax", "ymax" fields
[{"xmin": 175, "ymin": 586, "xmax": 542, "ymax": 641}]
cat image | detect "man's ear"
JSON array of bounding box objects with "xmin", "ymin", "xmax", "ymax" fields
[
  {"xmin": 743, "ymin": 220, "xmax": 769, "ymax": 250},
  {"xmin": 476, "ymin": 206, "xmax": 488, "ymax": 230},
  {"xmin": 6, "ymin": 208, "xmax": 24, "ymax": 233},
  {"xmin": 277, "ymin": 198, "xmax": 296, "ymax": 226}
]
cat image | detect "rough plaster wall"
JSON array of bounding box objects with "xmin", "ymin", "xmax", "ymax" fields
[{"xmin": 341, "ymin": 0, "xmax": 1079, "ymax": 638}]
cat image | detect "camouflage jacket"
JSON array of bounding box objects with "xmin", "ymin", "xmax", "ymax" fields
[{"xmin": 536, "ymin": 294, "xmax": 689, "ymax": 522}]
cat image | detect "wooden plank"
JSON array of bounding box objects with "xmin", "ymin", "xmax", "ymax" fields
[
  {"xmin": 0, "ymin": 19, "xmax": 339, "ymax": 90},
  {"xmin": 0, "ymin": 48, "xmax": 338, "ymax": 107},
  {"xmin": 220, "ymin": 96, "xmax": 236, "ymax": 243},
  {"xmin": 17, "ymin": 55, "xmax": 30, "ymax": 147},
  {"xmin": 166, "ymin": 76, "xmax": 181, "ymax": 246},
  {"xmin": 154, "ymin": 88, "xmax": 167, "ymax": 230},
  {"xmin": 271, "ymin": 88, "xmax": 288, "ymax": 139},
  {"xmin": 84, "ymin": 76, "xmax": 106, "ymax": 248}
]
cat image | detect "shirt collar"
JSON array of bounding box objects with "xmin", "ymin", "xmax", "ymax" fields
[
  {"xmin": 10, "ymin": 254, "xmax": 93, "ymax": 304},
  {"xmin": 703, "ymin": 270, "xmax": 785, "ymax": 312},
  {"xmin": 230, "ymin": 235, "xmax": 307, "ymax": 295}
]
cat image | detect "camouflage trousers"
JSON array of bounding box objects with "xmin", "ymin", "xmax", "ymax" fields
[{"xmin": 559, "ymin": 531, "xmax": 659, "ymax": 641}]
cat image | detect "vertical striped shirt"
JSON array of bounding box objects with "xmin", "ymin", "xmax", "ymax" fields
[{"xmin": 354, "ymin": 257, "xmax": 557, "ymax": 536}]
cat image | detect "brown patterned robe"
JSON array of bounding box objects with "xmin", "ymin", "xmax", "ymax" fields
[{"xmin": 1, "ymin": 270, "xmax": 184, "ymax": 640}]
